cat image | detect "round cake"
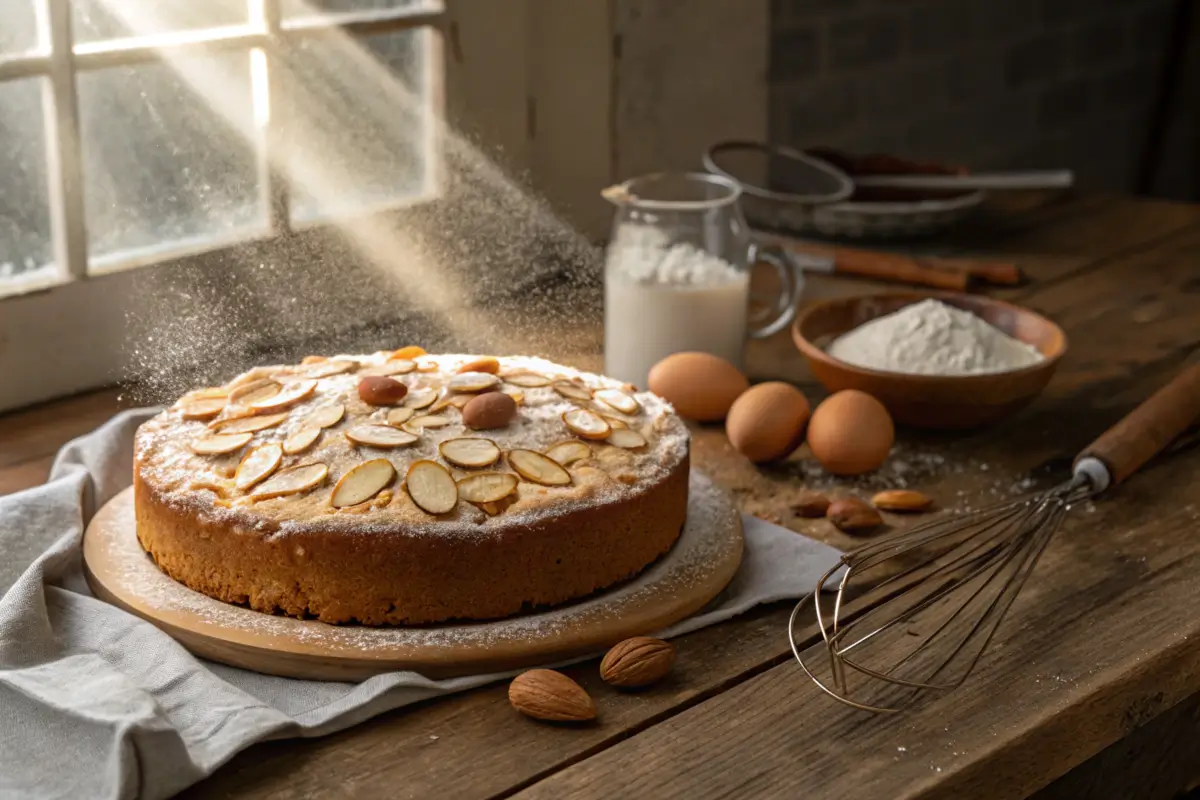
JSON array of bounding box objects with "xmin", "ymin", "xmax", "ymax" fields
[{"xmin": 133, "ymin": 350, "xmax": 690, "ymax": 625}]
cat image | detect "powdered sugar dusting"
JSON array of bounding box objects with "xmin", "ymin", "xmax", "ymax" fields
[
  {"xmin": 101, "ymin": 473, "xmax": 740, "ymax": 661},
  {"xmin": 135, "ymin": 354, "xmax": 690, "ymax": 539}
]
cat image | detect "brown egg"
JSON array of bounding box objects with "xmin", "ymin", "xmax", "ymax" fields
[
  {"xmin": 648, "ymin": 352, "xmax": 750, "ymax": 422},
  {"xmin": 725, "ymin": 382, "xmax": 811, "ymax": 463},
  {"xmin": 806, "ymin": 390, "xmax": 894, "ymax": 476}
]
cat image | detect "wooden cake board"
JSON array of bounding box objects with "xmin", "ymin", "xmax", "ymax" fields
[{"xmin": 82, "ymin": 472, "xmax": 744, "ymax": 681}]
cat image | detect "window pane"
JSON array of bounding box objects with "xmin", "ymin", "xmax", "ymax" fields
[
  {"xmin": 0, "ymin": 79, "xmax": 54, "ymax": 284},
  {"xmin": 72, "ymin": 0, "xmax": 248, "ymax": 45},
  {"xmin": 284, "ymin": 28, "xmax": 432, "ymax": 224},
  {"xmin": 0, "ymin": 1, "xmax": 40, "ymax": 55},
  {"xmin": 78, "ymin": 54, "xmax": 264, "ymax": 267},
  {"xmin": 282, "ymin": 0, "xmax": 433, "ymax": 20}
]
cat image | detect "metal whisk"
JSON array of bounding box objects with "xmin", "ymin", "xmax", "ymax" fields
[{"xmin": 790, "ymin": 363, "xmax": 1200, "ymax": 713}]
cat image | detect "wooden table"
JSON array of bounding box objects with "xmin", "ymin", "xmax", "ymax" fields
[{"xmin": 4, "ymin": 191, "xmax": 1200, "ymax": 799}]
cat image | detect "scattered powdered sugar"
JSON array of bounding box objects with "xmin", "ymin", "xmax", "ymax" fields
[
  {"xmin": 827, "ymin": 298, "xmax": 1044, "ymax": 376},
  {"xmin": 605, "ymin": 223, "xmax": 744, "ymax": 287},
  {"xmin": 106, "ymin": 472, "xmax": 739, "ymax": 656}
]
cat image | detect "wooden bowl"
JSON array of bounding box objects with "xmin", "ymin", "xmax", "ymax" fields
[{"xmin": 791, "ymin": 292, "xmax": 1067, "ymax": 429}]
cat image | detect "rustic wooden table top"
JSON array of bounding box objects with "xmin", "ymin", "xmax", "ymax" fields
[{"xmin": 3, "ymin": 191, "xmax": 1200, "ymax": 800}]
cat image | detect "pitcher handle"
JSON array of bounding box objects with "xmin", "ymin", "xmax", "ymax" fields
[{"xmin": 746, "ymin": 242, "xmax": 802, "ymax": 339}]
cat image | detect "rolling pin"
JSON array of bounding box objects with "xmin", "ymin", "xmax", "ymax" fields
[{"xmin": 764, "ymin": 238, "xmax": 1024, "ymax": 291}]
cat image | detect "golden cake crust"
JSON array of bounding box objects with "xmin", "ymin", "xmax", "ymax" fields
[{"xmin": 133, "ymin": 353, "xmax": 691, "ymax": 624}]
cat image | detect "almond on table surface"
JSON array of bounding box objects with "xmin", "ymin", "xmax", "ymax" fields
[
  {"xmin": 872, "ymin": 489, "xmax": 934, "ymax": 512},
  {"xmin": 791, "ymin": 491, "xmax": 831, "ymax": 518},
  {"xmin": 827, "ymin": 497, "xmax": 883, "ymax": 533},
  {"xmin": 508, "ymin": 669, "xmax": 596, "ymax": 722},
  {"xmin": 600, "ymin": 637, "xmax": 675, "ymax": 688}
]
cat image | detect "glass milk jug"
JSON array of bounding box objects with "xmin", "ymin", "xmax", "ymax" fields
[{"xmin": 601, "ymin": 172, "xmax": 802, "ymax": 389}]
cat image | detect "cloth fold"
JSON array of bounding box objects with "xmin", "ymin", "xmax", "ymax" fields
[{"xmin": 0, "ymin": 409, "xmax": 841, "ymax": 800}]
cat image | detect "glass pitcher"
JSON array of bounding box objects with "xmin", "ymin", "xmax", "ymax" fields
[{"xmin": 601, "ymin": 172, "xmax": 801, "ymax": 389}]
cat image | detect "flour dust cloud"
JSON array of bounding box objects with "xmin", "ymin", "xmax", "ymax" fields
[{"xmin": 109, "ymin": 0, "xmax": 601, "ymax": 403}]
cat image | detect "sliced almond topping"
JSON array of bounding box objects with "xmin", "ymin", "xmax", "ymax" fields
[
  {"xmin": 607, "ymin": 428, "xmax": 648, "ymax": 449},
  {"xmin": 593, "ymin": 389, "xmax": 640, "ymax": 415},
  {"xmin": 440, "ymin": 437, "xmax": 501, "ymax": 468},
  {"xmin": 183, "ymin": 386, "xmax": 229, "ymax": 401},
  {"xmin": 430, "ymin": 392, "xmax": 472, "ymax": 413},
  {"xmin": 390, "ymin": 346, "xmax": 427, "ymax": 360},
  {"xmin": 210, "ymin": 411, "xmax": 290, "ymax": 434},
  {"xmin": 190, "ymin": 431, "xmax": 253, "ymax": 455},
  {"xmin": 250, "ymin": 379, "xmax": 317, "ymax": 414},
  {"xmin": 362, "ymin": 359, "xmax": 415, "ymax": 377},
  {"xmin": 304, "ymin": 359, "xmax": 357, "ymax": 379},
  {"xmin": 508, "ymin": 449, "xmax": 572, "ymax": 486},
  {"xmin": 545, "ymin": 440, "xmax": 592, "ymax": 466},
  {"xmin": 179, "ymin": 397, "xmax": 226, "ymax": 420},
  {"xmin": 406, "ymin": 414, "xmax": 452, "ymax": 430},
  {"xmin": 601, "ymin": 414, "xmax": 629, "ymax": 430},
  {"xmin": 386, "ymin": 407, "xmax": 415, "ymax": 427},
  {"xmin": 283, "ymin": 425, "xmax": 322, "ymax": 454},
  {"xmin": 457, "ymin": 357, "xmax": 500, "ymax": 375},
  {"xmin": 228, "ymin": 378, "xmax": 281, "ymax": 405},
  {"xmin": 449, "ymin": 372, "xmax": 501, "ymax": 393},
  {"xmin": 345, "ymin": 424, "xmax": 419, "ymax": 448},
  {"xmin": 457, "ymin": 472, "xmax": 518, "ymax": 504},
  {"xmin": 251, "ymin": 462, "xmax": 328, "ymax": 500},
  {"xmin": 479, "ymin": 495, "xmax": 518, "ymax": 516},
  {"xmin": 406, "ymin": 460, "xmax": 458, "ymax": 515},
  {"xmin": 403, "ymin": 387, "xmax": 439, "ymax": 409},
  {"xmin": 301, "ymin": 355, "xmax": 327, "ymax": 365},
  {"xmin": 331, "ymin": 458, "xmax": 396, "ymax": 508},
  {"xmin": 563, "ymin": 408, "xmax": 612, "ymax": 440},
  {"xmin": 235, "ymin": 443, "xmax": 283, "ymax": 490},
  {"xmin": 553, "ymin": 381, "xmax": 593, "ymax": 402},
  {"xmin": 305, "ymin": 403, "xmax": 345, "ymax": 429},
  {"xmin": 499, "ymin": 386, "xmax": 525, "ymax": 405},
  {"xmin": 416, "ymin": 359, "xmax": 439, "ymax": 372},
  {"xmin": 502, "ymin": 371, "xmax": 553, "ymax": 388}
]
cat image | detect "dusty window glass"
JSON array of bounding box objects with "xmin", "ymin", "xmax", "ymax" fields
[
  {"xmin": 71, "ymin": 0, "xmax": 249, "ymax": 45},
  {"xmin": 0, "ymin": 0, "xmax": 41, "ymax": 55},
  {"xmin": 282, "ymin": 0, "xmax": 429, "ymax": 21},
  {"xmin": 0, "ymin": 79, "xmax": 54, "ymax": 283},
  {"xmin": 283, "ymin": 28, "xmax": 430, "ymax": 225},
  {"xmin": 77, "ymin": 54, "xmax": 265, "ymax": 269}
]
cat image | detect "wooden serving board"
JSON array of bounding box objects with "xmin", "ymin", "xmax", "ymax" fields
[{"xmin": 82, "ymin": 472, "xmax": 743, "ymax": 681}]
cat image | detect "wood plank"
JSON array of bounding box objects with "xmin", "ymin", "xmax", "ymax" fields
[
  {"xmin": 0, "ymin": 387, "xmax": 127, "ymax": 472},
  {"xmin": 0, "ymin": 455, "xmax": 55, "ymax": 497},
  {"xmin": 187, "ymin": 227, "xmax": 1200, "ymax": 799},
  {"xmin": 508, "ymin": 242, "xmax": 1200, "ymax": 799}
]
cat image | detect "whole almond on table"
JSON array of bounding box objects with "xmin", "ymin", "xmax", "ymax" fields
[
  {"xmin": 872, "ymin": 489, "xmax": 934, "ymax": 512},
  {"xmin": 462, "ymin": 391, "xmax": 517, "ymax": 430},
  {"xmin": 791, "ymin": 491, "xmax": 831, "ymax": 518},
  {"xmin": 357, "ymin": 375, "xmax": 408, "ymax": 406},
  {"xmin": 600, "ymin": 636, "xmax": 676, "ymax": 688},
  {"xmin": 508, "ymin": 669, "xmax": 596, "ymax": 722},
  {"xmin": 827, "ymin": 498, "xmax": 883, "ymax": 534}
]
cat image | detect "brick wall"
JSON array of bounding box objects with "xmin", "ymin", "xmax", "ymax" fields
[{"xmin": 769, "ymin": 0, "xmax": 1182, "ymax": 195}]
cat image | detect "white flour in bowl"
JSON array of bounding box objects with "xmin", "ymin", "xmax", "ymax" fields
[{"xmin": 827, "ymin": 298, "xmax": 1045, "ymax": 376}]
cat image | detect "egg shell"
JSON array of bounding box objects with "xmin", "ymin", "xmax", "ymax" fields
[
  {"xmin": 725, "ymin": 382, "xmax": 811, "ymax": 463},
  {"xmin": 806, "ymin": 390, "xmax": 894, "ymax": 476},
  {"xmin": 648, "ymin": 352, "xmax": 750, "ymax": 422}
]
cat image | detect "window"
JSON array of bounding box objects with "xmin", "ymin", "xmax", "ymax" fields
[{"xmin": 0, "ymin": 0, "xmax": 442, "ymax": 294}]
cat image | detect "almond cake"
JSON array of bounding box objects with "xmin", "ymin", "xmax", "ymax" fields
[{"xmin": 133, "ymin": 350, "xmax": 690, "ymax": 625}]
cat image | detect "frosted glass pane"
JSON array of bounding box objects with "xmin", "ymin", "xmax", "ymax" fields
[
  {"xmin": 72, "ymin": 0, "xmax": 248, "ymax": 45},
  {"xmin": 78, "ymin": 53, "xmax": 264, "ymax": 266},
  {"xmin": 0, "ymin": 0, "xmax": 40, "ymax": 55},
  {"xmin": 0, "ymin": 79, "xmax": 54, "ymax": 283},
  {"xmin": 284, "ymin": 28, "xmax": 431, "ymax": 224}
]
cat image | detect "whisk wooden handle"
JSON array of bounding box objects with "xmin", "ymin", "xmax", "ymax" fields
[{"xmin": 1076, "ymin": 362, "xmax": 1200, "ymax": 486}]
